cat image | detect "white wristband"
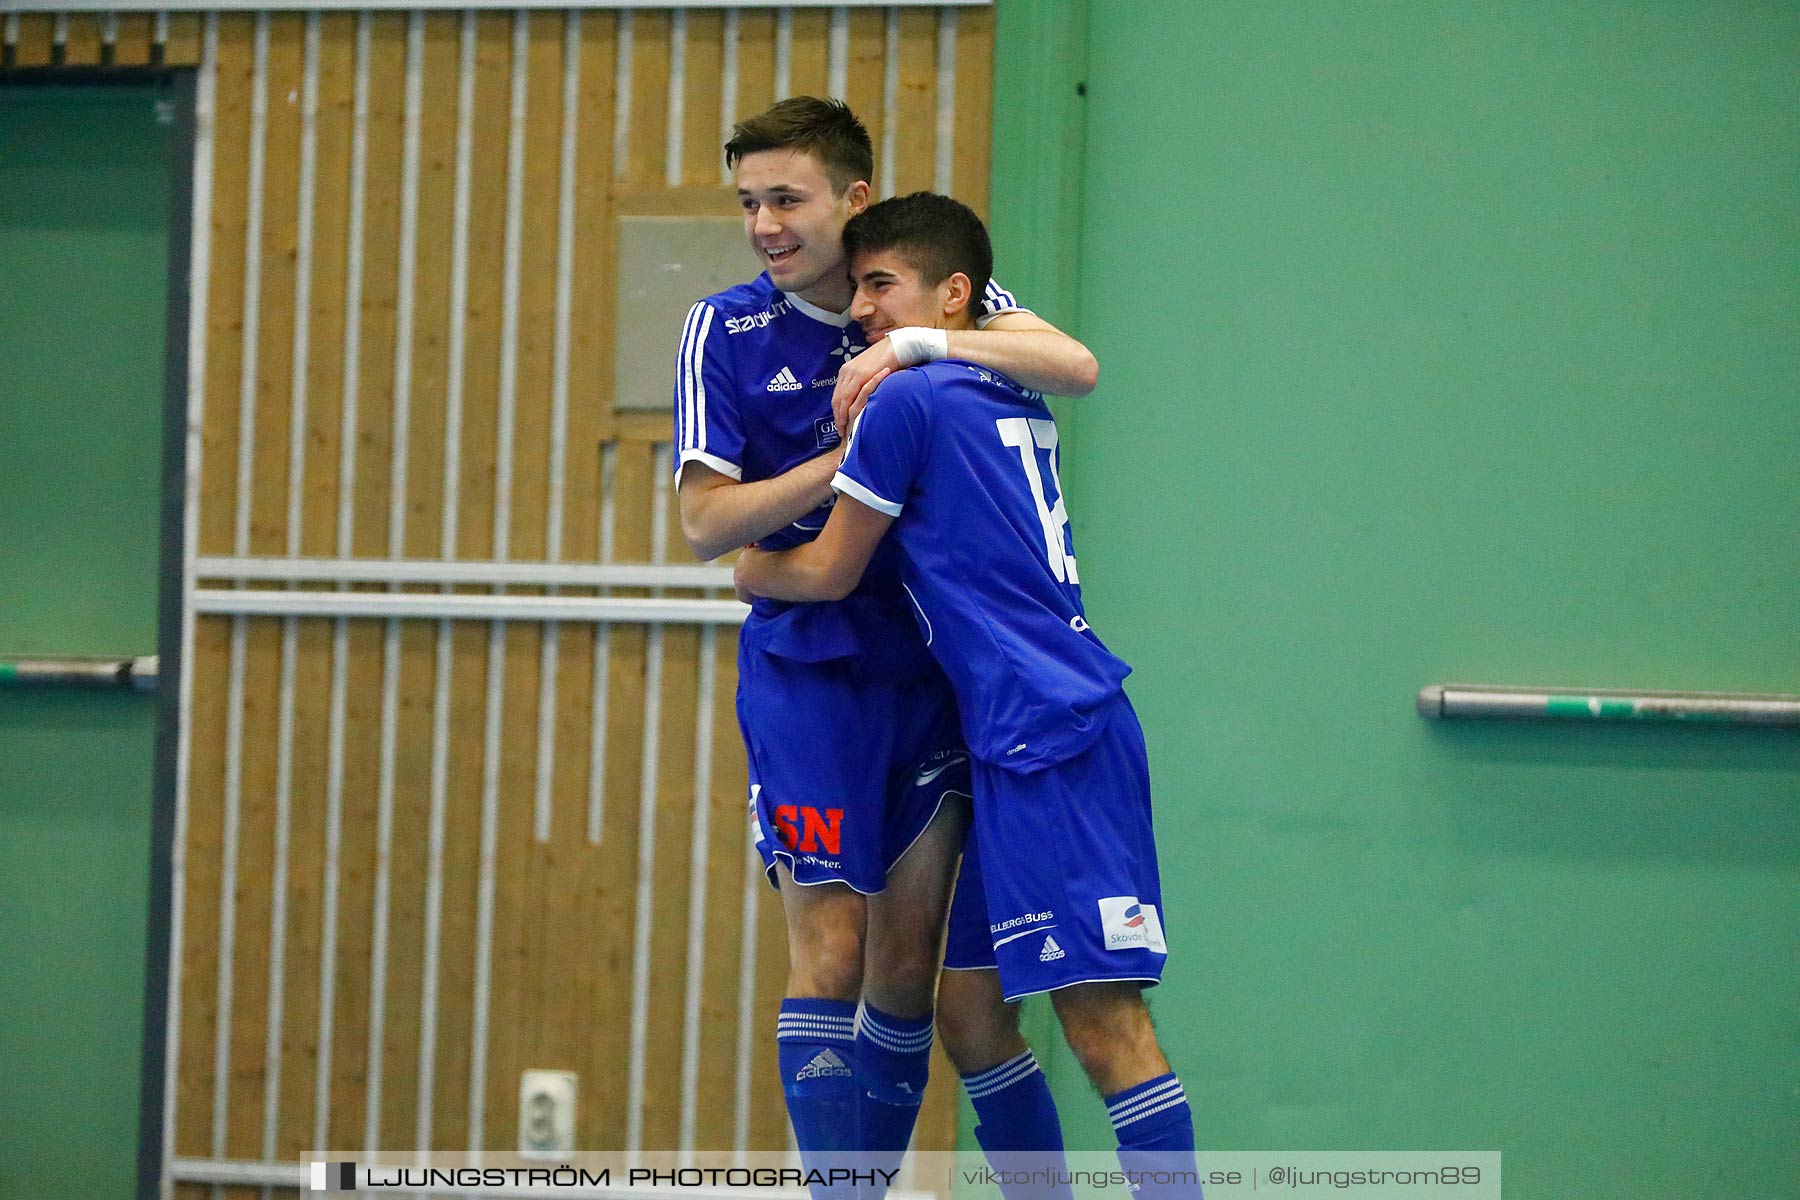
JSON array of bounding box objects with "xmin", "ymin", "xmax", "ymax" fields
[{"xmin": 886, "ymin": 326, "xmax": 949, "ymax": 367}]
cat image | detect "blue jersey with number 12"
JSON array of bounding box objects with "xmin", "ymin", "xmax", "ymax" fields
[{"xmin": 832, "ymin": 360, "xmax": 1131, "ymax": 773}]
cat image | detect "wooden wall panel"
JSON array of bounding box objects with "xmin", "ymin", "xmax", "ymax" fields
[
  {"xmin": 61, "ymin": 13, "xmax": 102, "ymax": 65},
  {"xmin": 164, "ymin": 13, "xmax": 204, "ymax": 67},
  {"xmin": 891, "ymin": 9, "xmax": 938, "ymax": 195},
  {"xmin": 12, "ymin": 15, "xmax": 53, "ymax": 67},
  {"xmin": 952, "ymin": 6, "xmax": 995, "ymax": 218},
  {"xmin": 0, "ymin": 4, "xmax": 996, "ymax": 1178},
  {"xmin": 786, "ymin": 8, "xmax": 829, "ymax": 99},
  {"xmin": 113, "ymin": 14, "xmax": 154, "ymax": 67}
]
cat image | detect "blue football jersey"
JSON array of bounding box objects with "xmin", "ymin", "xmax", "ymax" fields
[
  {"xmin": 832, "ymin": 360, "xmax": 1132, "ymax": 772},
  {"xmin": 672, "ymin": 273, "xmax": 1025, "ymax": 664}
]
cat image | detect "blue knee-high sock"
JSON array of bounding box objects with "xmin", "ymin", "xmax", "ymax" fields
[
  {"xmin": 1105, "ymin": 1074, "xmax": 1199, "ymax": 1199},
  {"xmin": 778, "ymin": 999, "xmax": 860, "ymax": 1184},
  {"xmin": 961, "ymin": 1050, "xmax": 1073, "ymax": 1200},
  {"xmin": 853, "ymin": 1002, "xmax": 933, "ymax": 1187}
]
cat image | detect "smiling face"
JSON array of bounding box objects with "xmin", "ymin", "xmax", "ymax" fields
[
  {"xmin": 735, "ymin": 147, "xmax": 869, "ymax": 310},
  {"xmin": 848, "ymin": 247, "xmax": 975, "ymax": 342}
]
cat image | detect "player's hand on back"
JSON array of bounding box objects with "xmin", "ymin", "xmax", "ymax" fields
[
  {"xmin": 832, "ymin": 340, "xmax": 900, "ymax": 435},
  {"xmin": 840, "ymin": 365, "xmax": 892, "ymax": 442},
  {"xmin": 734, "ymin": 547, "xmax": 765, "ymax": 604}
]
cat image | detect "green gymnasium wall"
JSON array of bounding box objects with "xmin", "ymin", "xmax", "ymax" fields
[
  {"xmin": 990, "ymin": 2, "xmax": 1800, "ymax": 1196},
  {"xmin": 0, "ymin": 82, "xmax": 175, "ymax": 1200}
]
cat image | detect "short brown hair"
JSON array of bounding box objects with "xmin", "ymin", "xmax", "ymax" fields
[{"xmin": 725, "ymin": 97, "xmax": 874, "ymax": 195}]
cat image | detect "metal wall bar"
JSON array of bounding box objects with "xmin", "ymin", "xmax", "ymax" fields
[
  {"xmin": 259, "ymin": 19, "xmax": 321, "ymax": 1189},
  {"xmin": 826, "ymin": 6, "xmax": 846, "ymax": 101},
  {"xmin": 15, "ymin": 0, "xmax": 985, "ymax": 8},
  {"xmin": 676, "ymin": 623, "xmax": 719, "ymax": 1163},
  {"xmin": 878, "ymin": 7, "xmax": 897, "ymax": 197},
  {"xmin": 1418, "ymin": 683, "xmax": 1800, "ymax": 726},
  {"xmin": 932, "ymin": 8, "xmax": 954, "ymax": 191},
  {"xmin": 719, "ymin": 9, "xmax": 738, "ymax": 184},
  {"xmin": 197, "ymin": 555, "xmax": 733, "ymax": 589},
  {"xmin": 314, "ymin": 6, "xmax": 371, "ymax": 1157},
  {"xmin": 194, "ymin": 590, "xmax": 749, "ymax": 625},
  {"xmin": 211, "ymin": 18, "xmax": 270, "ymax": 1195},
  {"xmin": 0, "ymin": 656, "xmax": 158, "ymax": 689},
  {"xmin": 612, "ymin": 10, "xmax": 631, "ymax": 179},
  {"xmin": 589, "ymin": 444, "xmax": 620, "ymax": 845},
  {"xmin": 625, "ymin": 444, "xmax": 674, "ymax": 1160},
  {"xmin": 466, "ymin": 11, "xmax": 533, "ymax": 1148},
  {"xmin": 773, "ymin": 7, "xmax": 789, "ymax": 98},
  {"xmin": 535, "ymin": 7, "xmax": 584, "ymax": 845},
  {"xmin": 364, "ymin": 9, "xmax": 425, "ymax": 1164},
  {"xmin": 161, "ymin": 18, "xmax": 216, "ymax": 1199}
]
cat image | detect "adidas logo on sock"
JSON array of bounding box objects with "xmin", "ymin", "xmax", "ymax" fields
[
  {"xmin": 796, "ymin": 1048, "xmax": 853, "ymax": 1081},
  {"xmin": 1039, "ymin": 935, "xmax": 1066, "ymax": 962},
  {"xmin": 767, "ymin": 367, "xmax": 803, "ymax": 392}
]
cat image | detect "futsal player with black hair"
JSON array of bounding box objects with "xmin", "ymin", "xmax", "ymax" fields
[{"xmin": 734, "ymin": 192, "xmax": 1199, "ymax": 1196}]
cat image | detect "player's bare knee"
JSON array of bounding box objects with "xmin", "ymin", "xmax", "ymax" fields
[
  {"xmin": 1052, "ymin": 985, "xmax": 1142, "ymax": 1070},
  {"xmin": 864, "ymin": 935, "xmax": 940, "ymax": 1014},
  {"xmin": 936, "ymin": 988, "xmax": 1025, "ymax": 1075},
  {"xmin": 788, "ymin": 919, "xmax": 865, "ymax": 1001}
]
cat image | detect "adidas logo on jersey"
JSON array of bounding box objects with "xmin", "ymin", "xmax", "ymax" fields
[
  {"xmin": 796, "ymin": 1049, "xmax": 852, "ymax": 1081},
  {"xmin": 1039, "ymin": 936, "xmax": 1066, "ymax": 962},
  {"xmin": 767, "ymin": 367, "xmax": 803, "ymax": 392}
]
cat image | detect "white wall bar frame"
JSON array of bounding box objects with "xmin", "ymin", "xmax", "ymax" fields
[
  {"xmin": 193, "ymin": 590, "xmax": 747, "ymax": 625},
  {"xmin": 535, "ymin": 7, "xmax": 584, "ymax": 846},
  {"xmin": 676, "ymin": 622, "xmax": 719, "ymax": 1164},
  {"xmin": 1418, "ymin": 683, "xmax": 1800, "ymax": 727},
  {"xmin": 625, "ymin": 446, "xmax": 675, "ymax": 1161},
  {"xmin": 258, "ymin": 19, "xmax": 320, "ymax": 1193},
  {"xmin": 210, "ymin": 17, "xmax": 269, "ymax": 1199},
  {"xmin": 312, "ymin": 6, "xmax": 371, "ymax": 1157},
  {"xmin": 160, "ymin": 14, "xmax": 217, "ymax": 1200},
  {"xmin": 196, "ymin": 555, "xmax": 734, "ymax": 590},
  {"xmin": 589, "ymin": 445, "xmax": 621, "ymax": 846},
  {"xmin": 20, "ymin": 0, "xmax": 985, "ymax": 9}
]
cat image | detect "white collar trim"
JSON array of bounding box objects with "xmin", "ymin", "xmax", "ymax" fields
[{"xmin": 781, "ymin": 288, "xmax": 855, "ymax": 328}]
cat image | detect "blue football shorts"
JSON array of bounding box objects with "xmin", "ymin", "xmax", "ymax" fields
[
  {"xmin": 739, "ymin": 640, "xmax": 971, "ymax": 894},
  {"xmin": 948, "ymin": 691, "xmax": 1169, "ymax": 1001}
]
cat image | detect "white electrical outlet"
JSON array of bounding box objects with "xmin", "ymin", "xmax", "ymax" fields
[{"xmin": 519, "ymin": 1070, "xmax": 577, "ymax": 1159}]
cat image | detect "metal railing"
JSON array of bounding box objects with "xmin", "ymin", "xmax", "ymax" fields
[
  {"xmin": 0, "ymin": 655, "xmax": 159, "ymax": 691},
  {"xmin": 1418, "ymin": 683, "xmax": 1800, "ymax": 727}
]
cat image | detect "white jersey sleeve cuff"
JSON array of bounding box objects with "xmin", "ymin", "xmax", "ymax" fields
[
  {"xmin": 676, "ymin": 449, "xmax": 743, "ymax": 487},
  {"xmin": 831, "ymin": 471, "xmax": 903, "ymax": 517}
]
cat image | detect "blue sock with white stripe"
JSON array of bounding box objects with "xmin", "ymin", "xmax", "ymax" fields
[
  {"xmin": 961, "ymin": 1051, "xmax": 1073, "ymax": 1200},
  {"xmin": 853, "ymin": 1003, "xmax": 934, "ymax": 1183},
  {"xmin": 777, "ymin": 999, "xmax": 861, "ymax": 1170},
  {"xmin": 1105, "ymin": 1074, "xmax": 1198, "ymax": 1198}
]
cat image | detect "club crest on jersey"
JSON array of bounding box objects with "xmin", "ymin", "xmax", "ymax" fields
[
  {"xmin": 773, "ymin": 804, "xmax": 843, "ymax": 855},
  {"xmin": 814, "ymin": 415, "xmax": 840, "ymax": 448},
  {"xmin": 1098, "ymin": 895, "xmax": 1167, "ymax": 953},
  {"xmin": 767, "ymin": 366, "xmax": 803, "ymax": 392}
]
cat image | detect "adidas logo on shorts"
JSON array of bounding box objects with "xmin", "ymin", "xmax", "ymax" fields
[
  {"xmin": 767, "ymin": 366, "xmax": 803, "ymax": 392},
  {"xmin": 1039, "ymin": 935, "xmax": 1066, "ymax": 962},
  {"xmin": 796, "ymin": 1049, "xmax": 852, "ymax": 1081}
]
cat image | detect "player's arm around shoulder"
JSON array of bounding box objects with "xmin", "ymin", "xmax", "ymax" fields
[
  {"xmin": 949, "ymin": 309, "xmax": 1099, "ymax": 397},
  {"xmin": 828, "ymin": 312, "xmax": 1097, "ymax": 433}
]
